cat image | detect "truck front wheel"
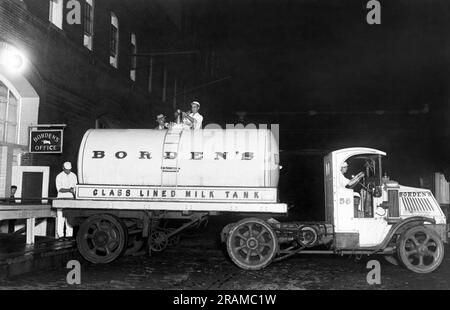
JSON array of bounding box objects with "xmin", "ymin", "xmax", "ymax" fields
[
  {"xmin": 397, "ymin": 225, "xmax": 444, "ymax": 273},
  {"xmin": 77, "ymin": 214, "xmax": 128, "ymax": 264},
  {"xmin": 226, "ymin": 218, "xmax": 278, "ymax": 270}
]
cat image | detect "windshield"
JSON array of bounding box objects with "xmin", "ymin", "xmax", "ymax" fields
[{"xmin": 346, "ymin": 154, "xmax": 382, "ymax": 190}]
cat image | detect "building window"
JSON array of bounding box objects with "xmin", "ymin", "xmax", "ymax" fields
[
  {"xmin": 130, "ymin": 33, "xmax": 137, "ymax": 81},
  {"xmin": 49, "ymin": 0, "xmax": 63, "ymax": 29},
  {"xmin": 0, "ymin": 81, "xmax": 19, "ymax": 144},
  {"xmin": 83, "ymin": 0, "xmax": 94, "ymax": 50},
  {"xmin": 109, "ymin": 13, "xmax": 119, "ymax": 68}
]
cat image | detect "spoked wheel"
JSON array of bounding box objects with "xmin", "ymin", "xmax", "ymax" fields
[
  {"xmin": 77, "ymin": 214, "xmax": 128, "ymax": 264},
  {"xmin": 226, "ymin": 218, "xmax": 278, "ymax": 270},
  {"xmin": 148, "ymin": 230, "xmax": 168, "ymax": 252},
  {"xmin": 397, "ymin": 226, "xmax": 444, "ymax": 273}
]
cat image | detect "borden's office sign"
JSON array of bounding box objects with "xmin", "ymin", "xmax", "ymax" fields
[{"xmin": 29, "ymin": 129, "xmax": 63, "ymax": 153}]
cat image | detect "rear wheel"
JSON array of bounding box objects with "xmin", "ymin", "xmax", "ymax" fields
[
  {"xmin": 226, "ymin": 218, "xmax": 278, "ymax": 270},
  {"xmin": 77, "ymin": 214, "xmax": 128, "ymax": 264},
  {"xmin": 397, "ymin": 226, "xmax": 444, "ymax": 273}
]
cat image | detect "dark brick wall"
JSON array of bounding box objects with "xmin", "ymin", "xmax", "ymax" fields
[
  {"xmin": 21, "ymin": 0, "xmax": 49, "ymax": 22},
  {"xmin": 63, "ymin": 1, "xmax": 84, "ymax": 47},
  {"xmin": 0, "ymin": 0, "xmax": 198, "ymax": 196}
]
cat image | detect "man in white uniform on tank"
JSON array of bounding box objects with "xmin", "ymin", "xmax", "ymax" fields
[
  {"xmin": 55, "ymin": 161, "xmax": 77, "ymax": 238},
  {"xmin": 182, "ymin": 101, "xmax": 203, "ymax": 130}
]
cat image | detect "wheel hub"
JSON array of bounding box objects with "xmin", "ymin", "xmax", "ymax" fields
[
  {"xmin": 94, "ymin": 231, "xmax": 109, "ymax": 246},
  {"xmin": 247, "ymin": 238, "xmax": 258, "ymax": 249},
  {"xmin": 418, "ymin": 244, "xmax": 427, "ymax": 254}
]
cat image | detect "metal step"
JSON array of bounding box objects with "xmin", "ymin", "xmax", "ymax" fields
[{"xmin": 164, "ymin": 138, "xmax": 181, "ymax": 144}]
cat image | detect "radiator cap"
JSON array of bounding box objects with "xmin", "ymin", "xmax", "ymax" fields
[{"xmin": 385, "ymin": 180, "xmax": 399, "ymax": 188}]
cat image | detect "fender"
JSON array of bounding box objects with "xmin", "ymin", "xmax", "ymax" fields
[{"xmin": 372, "ymin": 216, "xmax": 436, "ymax": 253}]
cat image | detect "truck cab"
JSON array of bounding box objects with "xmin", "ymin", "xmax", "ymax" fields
[
  {"xmin": 324, "ymin": 148, "xmax": 446, "ymax": 247},
  {"xmin": 322, "ymin": 147, "xmax": 447, "ymax": 272},
  {"xmin": 324, "ymin": 147, "xmax": 389, "ymax": 248}
]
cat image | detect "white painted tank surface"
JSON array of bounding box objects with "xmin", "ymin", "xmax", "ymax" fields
[{"xmin": 77, "ymin": 127, "xmax": 280, "ymax": 188}]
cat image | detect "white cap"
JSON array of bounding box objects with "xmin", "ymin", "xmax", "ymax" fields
[
  {"xmin": 63, "ymin": 162, "xmax": 72, "ymax": 170},
  {"xmin": 156, "ymin": 114, "xmax": 165, "ymax": 120},
  {"xmin": 191, "ymin": 101, "xmax": 200, "ymax": 107},
  {"xmin": 341, "ymin": 161, "xmax": 348, "ymax": 168}
]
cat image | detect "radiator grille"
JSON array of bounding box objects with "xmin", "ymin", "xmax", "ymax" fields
[
  {"xmin": 388, "ymin": 189, "xmax": 400, "ymax": 217},
  {"xmin": 401, "ymin": 197, "xmax": 434, "ymax": 213}
]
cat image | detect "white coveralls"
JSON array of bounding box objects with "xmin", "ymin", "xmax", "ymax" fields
[
  {"xmin": 338, "ymin": 172, "xmax": 351, "ymax": 189},
  {"xmin": 55, "ymin": 171, "xmax": 77, "ymax": 237},
  {"xmin": 183, "ymin": 112, "xmax": 203, "ymax": 130},
  {"xmin": 338, "ymin": 171, "xmax": 361, "ymax": 213}
]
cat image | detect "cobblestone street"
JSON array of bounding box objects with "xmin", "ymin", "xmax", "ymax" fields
[{"xmin": 1, "ymin": 226, "xmax": 450, "ymax": 290}]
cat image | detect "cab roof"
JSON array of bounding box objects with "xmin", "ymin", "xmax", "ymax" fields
[{"xmin": 330, "ymin": 147, "xmax": 386, "ymax": 158}]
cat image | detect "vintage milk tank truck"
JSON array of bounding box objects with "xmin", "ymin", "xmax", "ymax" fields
[{"xmin": 53, "ymin": 126, "xmax": 448, "ymax": 274}]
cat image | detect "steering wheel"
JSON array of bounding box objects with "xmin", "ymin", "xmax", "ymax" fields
[
  {"xmin": 365, "ymin": 177, "xmax": 382, "ymax": 197},
  {"xmin": 366, "ymin": 179, "xmax": 376, "ymax": 192},
  {"xmin": 346, "ymin": 171, "xmax": 365, "ymax": 189}
]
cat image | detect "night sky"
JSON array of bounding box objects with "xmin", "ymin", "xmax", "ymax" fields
[
  {"xmin": 210, "ymin": 0, "xmax": 447, "ymax": 111},
  {"xmin": 197, "ymin": 1, "xmax": 447, "ymax": 146}
]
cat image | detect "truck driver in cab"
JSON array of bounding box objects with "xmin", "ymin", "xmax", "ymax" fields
[{"xmin": 339, "ymin": 161, "xmax": 362, "ymax": 216}]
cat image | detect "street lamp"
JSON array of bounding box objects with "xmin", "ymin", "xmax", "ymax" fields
[{"xmin": 0, "ymin": 42, "xmax": 27, "ymax": 73}]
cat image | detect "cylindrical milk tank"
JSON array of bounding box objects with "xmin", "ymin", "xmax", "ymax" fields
[{"xmin": 77, "ymin": 128, "xmax": 280, "ymax": 187}]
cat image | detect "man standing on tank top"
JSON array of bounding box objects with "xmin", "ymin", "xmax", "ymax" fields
[{"xmin": 182, "ymin": 101, "xmax": 203, "ymax": 130}]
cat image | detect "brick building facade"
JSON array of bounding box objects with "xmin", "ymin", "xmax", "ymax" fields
[{"xmin": 0, "ymin": 0, "xmax": 217, "ymax": 199}]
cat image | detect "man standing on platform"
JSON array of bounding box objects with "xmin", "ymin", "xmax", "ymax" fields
[{"xmin": 55, "ymin": 162, "xmax": 77, "ymax": 238}]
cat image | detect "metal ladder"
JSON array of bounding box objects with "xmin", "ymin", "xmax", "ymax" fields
[{"xmin": 160, "ymin": 126, "xmax": 184, "ymax": 186}]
